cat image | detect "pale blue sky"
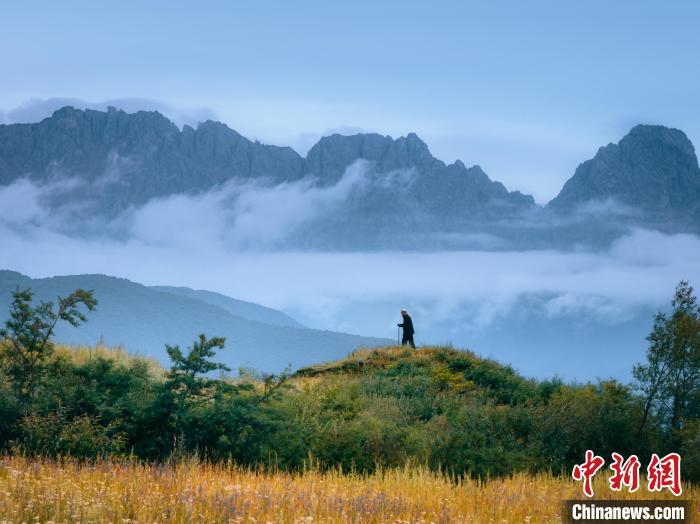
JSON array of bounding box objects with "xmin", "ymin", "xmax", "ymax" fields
[{"xmin": 1, "ymin": 0, "xmax": 698, "ymax": 202}]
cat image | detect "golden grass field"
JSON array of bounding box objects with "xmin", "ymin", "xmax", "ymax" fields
[{"xmin": 0, "ymin": 455, "xmax": 696, "ymax": 523}]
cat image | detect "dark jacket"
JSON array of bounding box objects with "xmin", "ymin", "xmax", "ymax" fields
[{"xmin": 398, "ymin": 314, "xmax": 415, "ymax": 335}]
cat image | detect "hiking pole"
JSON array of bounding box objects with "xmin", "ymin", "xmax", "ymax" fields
[{"xmin": 397, "ymin": 325, "xmax": 400, "ymax": 346}]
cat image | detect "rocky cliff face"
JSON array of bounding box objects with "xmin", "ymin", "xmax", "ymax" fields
[
  {"xmin": 547, "ymin": 125, "xmax": 700, "ymax": 227},
  {"xmin": 0, "ymin": 106, "xmax": 535, "ymax": 230},
  {"xmin": 304, "ymin": 132, "xmax": 534, "ymax": 217},
  {"xmin": 305, "ymin": 132, "xmax": 442, "ymax": 182},
  {"xmin": 0, "ymin": 106, "xmax": 305, "ymax": 210}
]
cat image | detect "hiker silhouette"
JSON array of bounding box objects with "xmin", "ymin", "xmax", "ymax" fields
[{"xmin": 397, "ymin": 309, "xmax": 416, "ymax": 348}]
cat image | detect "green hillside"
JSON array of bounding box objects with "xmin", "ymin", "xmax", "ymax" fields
[
  {"xmin": 0, "ymin": 339, "xmax": 698, "ymax": 482},
  {"xmin": 288, "ymin": 346, "xmax": 648, "ymax": 476}
]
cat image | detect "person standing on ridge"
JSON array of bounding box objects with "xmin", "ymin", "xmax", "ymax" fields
[{"xmin": 398, "ymin": 309, "xmax": 416, "ymax": 348}]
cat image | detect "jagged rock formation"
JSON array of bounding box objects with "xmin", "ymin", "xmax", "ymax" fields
[
  {"xmin": 547, "ymin": 125, "xmax": 700, "ymax": 229},
  {"xmin": 0, "ymin": 106, "xmax": 304, "ymax": 212},
  {"xmin": 0, "ymin": 107, "xmax": 533, "ymax": 214},
  {"xmin": 1, "ymin": 107, "xmax": 698, "ymax": 249}
]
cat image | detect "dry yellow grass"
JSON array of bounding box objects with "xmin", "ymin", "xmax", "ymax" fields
[
  {"xmin": 53, "ymin": 344, "xmax": 165, "ymax": 379},
  {"xmin": 0, "ymin": 455, "xmax": 696, "ymax": 523}
]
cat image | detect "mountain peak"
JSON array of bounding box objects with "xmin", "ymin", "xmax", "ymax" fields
[
  {"xmin": 50, "ymin": 105, "xmax": 80, "ymax": 118},
  {"xmin": 304, "ymin": 131, "xmax": 443, "ymax": 183},
  {"xmin": 405, "ymin": 131, "xmax": 425, "ymax": 145},
  {"xmin": 623, "ymin": 124, "xmax": 696, "ymax": 158},
  {"xmin": 547, "ymin": 124, "xmax": 700, "ymax": 219}
]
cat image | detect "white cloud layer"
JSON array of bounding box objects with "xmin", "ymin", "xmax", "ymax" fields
[
  {"xmin": 0, "ymin": 172, "xmax": 697, "ymax": 327},
  {"xmin": 1, "ymin": 168, "xmax": 699, "ymax": 379}
]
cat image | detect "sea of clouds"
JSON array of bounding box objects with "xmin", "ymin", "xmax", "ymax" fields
[{"xmin": 1, "ymin": 163, "xmax": 699, "ymax": 380}]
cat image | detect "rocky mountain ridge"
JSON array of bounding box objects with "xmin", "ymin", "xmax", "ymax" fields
[{"xmin": 1, "ymin": 107, "xmax": 698, "ymax": 248}]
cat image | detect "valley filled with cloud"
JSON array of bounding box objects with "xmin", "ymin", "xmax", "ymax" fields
[{"xmin": 1, "ymin": 166, "xmax": 697, "ymax": 380}]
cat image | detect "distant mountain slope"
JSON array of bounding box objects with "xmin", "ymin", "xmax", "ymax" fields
[
  {"xmin": 0, "ymin": 271, "xmax": 388, "ymax": 372},
  {"xmin": 151, "ymin": 285, "xmax": 302, "ymax": 328},
  {"xmin": 547, "ymin": 125, "xmax": 700, "ymax": 229}
]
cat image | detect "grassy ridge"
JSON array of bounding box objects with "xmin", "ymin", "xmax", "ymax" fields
[
  {"xmin": 1, "ymin": 343, "xmax": 697, "ymax": 481},
  {"xmin": 286, "ymin": 346, "xmax": 660, "ymax": 478}
]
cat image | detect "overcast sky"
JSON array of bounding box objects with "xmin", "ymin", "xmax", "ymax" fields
[{"xmin": 1, "ymin": 0, "xmax": 699, "ymax": 203}]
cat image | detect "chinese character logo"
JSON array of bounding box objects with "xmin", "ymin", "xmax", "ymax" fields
[
  {"xmin": 572, "ymin": 449, "xmax": 606, "ymax": 497},
  {"xmin": 573, "ymin": 451, "xmax": 682, "ymax": 497},
  {"xmin": 647, "ymin": 453, "xmax": 682, "ymax": 496},
  {"xmin": 609, "ymin": 452, "xmax": 641, "ymax": 493}
]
